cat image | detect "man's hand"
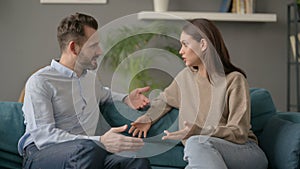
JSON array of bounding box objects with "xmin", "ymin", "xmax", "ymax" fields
[
  {"xmin": 129, "ymin": 115, "xmax": 152, "ymax": 138},
  {"xmin": 100, "ymin": 125, "xmax": 145, "ymax": 153},
  {"xmin": 162, "ymin": 121, "xmax": 201, "ymax": 140},
  {"xmin": 124, "ymin": 86, "xmax": 150, "ymax": 109}
]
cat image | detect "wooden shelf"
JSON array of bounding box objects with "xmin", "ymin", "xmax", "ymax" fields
[{"xmin": 138, "ymin": 11, "xmax": 277, "ymax": 22}]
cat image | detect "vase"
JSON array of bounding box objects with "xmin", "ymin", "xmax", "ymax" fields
[{"xmin": 153, "ymin": 0, "xmax": 169, "ymax": 12}]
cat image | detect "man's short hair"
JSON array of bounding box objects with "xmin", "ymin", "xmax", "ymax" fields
[{"xmin": 57, "ymin": 12, "xmax": 98, "ymax": 52}]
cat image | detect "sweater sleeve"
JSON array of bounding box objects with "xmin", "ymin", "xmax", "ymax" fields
[
  {"xmin": 146, "ymin": 80, "xmax": 181, "ymax": 123},
  {"xmin": 210, "ymin": 74, "xmax": 251, "ymax": 144}
]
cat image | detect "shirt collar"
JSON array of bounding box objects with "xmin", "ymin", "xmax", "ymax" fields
[
  {"xmin": 50, "ymin": 59, "xmax": 88, "ymax": 78},
  {"xmin": 51, "ymin": 59, "xmax": 77, "ymax": 78}
]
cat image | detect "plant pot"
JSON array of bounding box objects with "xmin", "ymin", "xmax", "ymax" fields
[{"xmin": 153, "ymin": 0, "xmax": 169, "ymax": 12}]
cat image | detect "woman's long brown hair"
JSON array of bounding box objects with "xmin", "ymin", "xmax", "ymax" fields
[{"xmin": 182, "ymin": 19, "xmax": 246, "ymax": 78}]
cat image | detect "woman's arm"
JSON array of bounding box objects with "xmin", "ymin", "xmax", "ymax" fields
[{"xmin": 210, "ymin": 74, "xmax": 251, "ymax": 144}]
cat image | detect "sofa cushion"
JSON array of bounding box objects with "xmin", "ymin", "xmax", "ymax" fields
[
  {"xmin": 100, "ymin": 101, "xmax": 187, "ymax": 168},
  {"xmin": 100, "ymin": 101, "xmax": 179, "ymax": 137},
  {"xmin": 0, "ymin": 102, "xmax": 24, "ymax": 169},
  {"xmin": 259, "ymin": 113, "xmax": 300, "ymax": 169},
  {"xmin": 249, "ymin": 88, "xmax": 276, "ymax": 138},
  {"xmin": 149, "ymin": 145, "xmax": 185, "ymax": 168}
]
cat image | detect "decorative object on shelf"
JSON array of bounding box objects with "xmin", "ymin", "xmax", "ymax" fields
[
  {"xmin": 219, "ymin": 0, "xmax": 233, "ymax": 12},
  {"xmin": 226, "ymin": 0, "xmax": 255, "ymax": 14},
  {"xmin": 153, "ymin": 0, "xmax": 169, "ymax": 12},
  {"xmin": 287, "ymin": 2, "xmax": 300, "ymax": 112},
  {"xmin": 289, "ymin": 33, "xmax": 300, "ymax": 62}
]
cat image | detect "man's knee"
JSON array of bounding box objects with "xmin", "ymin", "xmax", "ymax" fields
[
  {"xmin": 131, "ymin": 158, "xmax": 151, "ymax": 169},
  {"xmin": 106, "ymin": 155, "xmax": 151, "ymax": 169},
  {"xmin": 23, "ymin": 140, "xmax": 107, "ymax": 169},
  {"xmin": 76, "ymin": 139, "xmax": 107, "ymax": 159},
  {"xmin": 69, "ymin": 139, "xmax": 107, "ymax": 169}
]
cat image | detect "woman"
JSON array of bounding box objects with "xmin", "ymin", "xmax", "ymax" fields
[{"xmin": 129, "ymin": 18, "xmax": 268, "ymax": 169}]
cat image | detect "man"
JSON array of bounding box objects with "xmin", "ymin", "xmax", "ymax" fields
[{"xmin": 18, "ymin": 13, "xmax": 151, "ymax": 169}]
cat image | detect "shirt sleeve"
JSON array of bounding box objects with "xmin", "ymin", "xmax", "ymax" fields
[
  {"xmin": 210, "ymin": 75, "xmax": 251, "ymax": 144},
  {"xmin": 146, "ymin": 80, "xmax": 180, "ymax": 123},
  {"xmin": 95, "ymin": 77, "xmax": 127, "ymax": 105},
  {"xmin": 23, "ymin": 75, "xmax": 100, "ymax": 150}
]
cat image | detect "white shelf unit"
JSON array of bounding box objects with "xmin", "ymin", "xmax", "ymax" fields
[{"xmin": 138, "ymin": 11, "xmax": 277, "ymax": 22}]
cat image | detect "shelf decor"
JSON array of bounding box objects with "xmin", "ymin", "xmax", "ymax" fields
[
  {"xmin": 138, "ymin": 11, "xmax": 277, "ymax": 22},
  {"xmin": 287, "ymin": 2, "xmax": 300, "ymax": 111},
  {"xmin": 153, "ymin": 0, "xmax": 169, "ymax": 12}
]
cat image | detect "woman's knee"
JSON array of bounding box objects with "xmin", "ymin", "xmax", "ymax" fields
[
  {"xmin": 184, "ymin": 136, "xmax": 227, "ymax": 169},
  {"xmin": 185, "ymin": 135, "xmax": 212, "ymax": 149}
]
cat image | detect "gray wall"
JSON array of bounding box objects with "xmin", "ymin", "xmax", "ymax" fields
[{"xmin": 0, "ymin": 0, "xmax": 289, "ymax": 111}]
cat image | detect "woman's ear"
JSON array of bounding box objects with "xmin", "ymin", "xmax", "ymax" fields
[{"xmin": 200, "ymin": 39, "xmax": 208, "ymax": 52}]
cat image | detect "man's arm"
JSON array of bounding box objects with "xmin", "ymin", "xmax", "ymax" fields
[{"xmin": 96, "ymin": 77, "xmax": 149, "ymax": 109}]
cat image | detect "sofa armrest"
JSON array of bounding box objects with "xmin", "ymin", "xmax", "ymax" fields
[
  {"xmin": 0, "ymin": 102, "xmax": 24, "ymax": 169},
  {"xmin": 259, "ymin": 112, "xmax": 300, "ymax": 169}
]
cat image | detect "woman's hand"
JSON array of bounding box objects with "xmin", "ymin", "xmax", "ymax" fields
[
  {"xmin": 162, "ymin": 121, "xmax": 201, "ymax": 140},
  {"xmin": 129, "ymin": 115, "xmax": 152, "ymax": 138}
]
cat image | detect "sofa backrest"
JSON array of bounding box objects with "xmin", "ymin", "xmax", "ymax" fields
[
  {"xmin": 0, "ymin": 88, "xmax": 277, "ymax": 169},
  {"xmin": 249, "ymin": 88, "xmax": 277, "ymax": 139}
]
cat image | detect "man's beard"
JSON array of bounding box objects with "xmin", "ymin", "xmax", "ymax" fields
[{"xmin": 78, "ymin": 56, "xmax": 99, "ymax": 71}]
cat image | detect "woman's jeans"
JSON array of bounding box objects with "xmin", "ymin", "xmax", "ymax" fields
[{"xmin": 184, "ymin": 135, "xmax": 268, "ymax": 169}]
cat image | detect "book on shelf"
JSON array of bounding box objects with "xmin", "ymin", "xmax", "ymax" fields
[
  {"xmin": 230, "ymin": 0, "xmax": 255, "ymax": 14},
  {"xmin": 289, "ymin": 33, "xmax": 300, "ymax": 62},
  {"xmin": 219, "ymin": 0, "xmax": 232, "ymax": 12}
]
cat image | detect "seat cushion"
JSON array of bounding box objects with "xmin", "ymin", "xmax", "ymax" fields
[
  {"xmin": 0, "ymin": 102, "xmax": 24, "ymax": 169},
  {"xmin": 100, "ymin": 101, "xmax": 179, "ymax": 137},
  {"xmin": 259, "ymin": 113, "xmax": 300, "ymax": 169},
  {"xmin": 100, "ymin": 101, "xmax": 186, "ymax": 168},
  {"xmin": 149, "ymin": 145, "xmax": 186, "ymax": 168}
]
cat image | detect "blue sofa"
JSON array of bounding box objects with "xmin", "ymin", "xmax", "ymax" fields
[{"xmin": 1, "ymin": 88, "xmax": 300, "ymax": 169}]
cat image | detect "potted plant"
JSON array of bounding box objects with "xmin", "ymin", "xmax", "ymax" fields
[{"xmin": 99, "ymin": 23, "xmax": 183, "ymax": 95}]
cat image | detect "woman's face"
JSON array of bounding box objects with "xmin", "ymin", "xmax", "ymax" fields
[{"xmin": 179, "ymin": 31, "xmax": 202, "ymax": 67}]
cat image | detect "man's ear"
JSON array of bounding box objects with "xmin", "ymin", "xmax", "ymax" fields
[
  {"xmin": 200, "ymin": 39, "xmax": 208, "ymax": 52},
  {"xmin": 68, "ymin": 41, "xmax": 79, "ymax": 55}
]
